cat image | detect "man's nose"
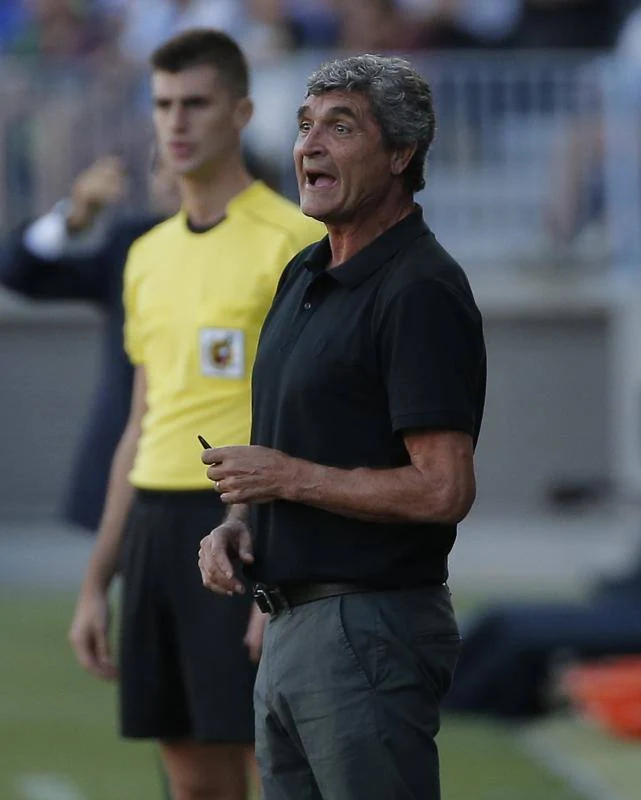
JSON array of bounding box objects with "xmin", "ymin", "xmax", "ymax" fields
[
  {"xmin": 169, "ymin": 104, "xmax": 188, "ymax": 131},
  {"xmin": 299, "ymin": 126, "xmax": 326, "ymax": 156}
]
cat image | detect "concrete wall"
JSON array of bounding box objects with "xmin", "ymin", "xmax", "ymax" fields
[
  {"xmin": 0, "ymin": 296, "xmax": 100, "ymax": 519},
  {"xmin": 0, "ymin": 273, "xmax": 616, "ymax": 520}
]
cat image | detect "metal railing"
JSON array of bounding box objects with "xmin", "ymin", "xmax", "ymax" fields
[{"xmin": 0, "ymin": 51, "xmax": 638, "ymax": 270}]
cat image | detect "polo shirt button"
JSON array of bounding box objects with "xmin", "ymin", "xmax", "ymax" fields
[{"xmin": 303, "ymin": 302, "xmax": 312, "ymax": 310}]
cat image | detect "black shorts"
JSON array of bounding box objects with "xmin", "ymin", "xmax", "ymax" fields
[{"xmin": 118, "ymin": 489, "xmax": 256, "ymax": 742}]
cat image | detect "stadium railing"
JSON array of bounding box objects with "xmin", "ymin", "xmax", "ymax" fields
[{"xmin": 0, "ymin": 51, "xmax": 639, "ymax": 271}]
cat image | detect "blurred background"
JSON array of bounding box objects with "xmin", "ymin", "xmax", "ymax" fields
[{"xmin": 2, "ymin": 1, "xmax": 641, "ymax": 798}]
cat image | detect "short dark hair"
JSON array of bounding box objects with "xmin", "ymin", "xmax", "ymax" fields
[
  {"xmin": 306, "ymin": 55, "xmax": 435, "ymax": 194},
  {"xmin": 150, "ymin": 29, "xmax": 249, "ymax": 98}
]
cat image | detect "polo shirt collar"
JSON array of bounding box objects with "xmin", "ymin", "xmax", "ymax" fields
[{"xmin": 303, "ymin": 206, "xmax": 429, "ymax": 287}]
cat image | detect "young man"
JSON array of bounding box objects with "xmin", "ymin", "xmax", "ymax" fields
[
  {"xmin": 68, "ymin": 29, "xmax": 323, "ymax": 800},
  {"xmin": 198, "ymin": 54, "xmax": 487, "ymax": 799}
]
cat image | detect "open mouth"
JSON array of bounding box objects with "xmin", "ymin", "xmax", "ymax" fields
[{"xmin": 305, "ymin": 170, "xmax": 337, "ymax": 189}]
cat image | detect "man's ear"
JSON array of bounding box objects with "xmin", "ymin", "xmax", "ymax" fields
[
  {"xmin": 390, "ymin": 144, "xmax": 417, "ymax": 176},
  {"xmin": 233, "ymin": 97, "xmax": 254, "ymax": 132}
]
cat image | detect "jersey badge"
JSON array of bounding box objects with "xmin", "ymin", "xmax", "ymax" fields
[{"xmin": 199, "ymin": 328, "xmax": 245, "ymax": 378}]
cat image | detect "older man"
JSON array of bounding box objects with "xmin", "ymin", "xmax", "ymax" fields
[{"xmin": 199, "ymin": 54, "xmax": 487, "ymax": 799}]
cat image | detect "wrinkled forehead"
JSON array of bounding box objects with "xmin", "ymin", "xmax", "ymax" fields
[{"xmin": 297, "ymin": 89, "xmax": 372, "ymax": 121}]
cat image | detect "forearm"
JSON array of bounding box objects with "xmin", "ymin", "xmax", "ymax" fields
[
  {"xmin": 80, "ymin": 428, "xmax": 139, "ymax": 595},
  {"xmin": 286, "ymin": 460, "xmax": 473, "ymax": 525}
]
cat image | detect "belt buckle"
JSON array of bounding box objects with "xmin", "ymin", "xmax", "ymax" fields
[{"xmin": 253, "ymin": 583, "xmax": 277, "ymax": 616}]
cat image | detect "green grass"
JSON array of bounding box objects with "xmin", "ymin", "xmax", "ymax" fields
[
  {"xmin": 440, "ymin": 717, "xmax": 585, "ymax": 800},
  {"xmin": 0, "ymin": 590, "xmax": 586, "ymax": 800},
  {"xmin": 0, "ymin": 591, "xmax": 159, "ymax": 800}
]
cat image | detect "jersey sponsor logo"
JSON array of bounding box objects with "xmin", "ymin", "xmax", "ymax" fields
[{"xmin": 200, "ymin": 328, "xmax": 245, "ymax": 378}]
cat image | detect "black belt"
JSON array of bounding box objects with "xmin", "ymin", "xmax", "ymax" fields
[{"xmin": 253, "ymin": 581, "xmax": 376, "ymax": 617}]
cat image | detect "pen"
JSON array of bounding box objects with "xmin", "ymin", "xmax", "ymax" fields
[{"xmin": 197, "ymin": 434, "xmax": 212, "ymax": 449}]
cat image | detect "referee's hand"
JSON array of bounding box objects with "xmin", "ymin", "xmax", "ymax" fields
[
  {"xmin": 199, "ymin": 517, "xmax": 254, "ymax": 596},
  {"xmin": 68, "ymin": 590, "xmax": 118, "ymax": 681}
]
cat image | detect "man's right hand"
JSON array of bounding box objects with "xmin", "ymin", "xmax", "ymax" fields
[
  {"xmin": 199, "ymin": 516, "xmax": 254, "ymax": 596},
  {"xmin": 66, "ymin": 156, "xmax": 128, "ymax": 234},
  {"xmin": 68, "ymin": 590, "xmax": 118, "ymax": 681}
]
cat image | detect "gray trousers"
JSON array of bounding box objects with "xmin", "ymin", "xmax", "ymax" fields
[{"xmin": 254, "ymin": 584, "xmax": 460, "ymax": 800}]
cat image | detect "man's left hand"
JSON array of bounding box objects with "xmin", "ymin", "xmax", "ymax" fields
[{"xmin": 201, "ymin": 445, "xmax": 296, "ymax": 504}]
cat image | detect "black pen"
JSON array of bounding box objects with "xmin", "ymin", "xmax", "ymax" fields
[{"xmin": 197, "ymin": 434, "xmax": 212, "ymax": 449}]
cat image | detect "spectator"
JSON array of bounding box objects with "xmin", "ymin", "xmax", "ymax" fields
[
  {"xmin": 244, "ymin": 0, "xmax": 296, "ymax": 61},
  {"xmin": 512, "ymin": 0, "xmax": 620, "ymax": 50},
  {"xmin": 117, "ymin": 0, "xmax": 248, "ymax": 64},
  {"xmin": 338, "ymin": 0, "xmax": 431, "ymax": 53},
  {"xmin": 397, "ymin": 0, "xmax": 520, "ymax": 48},
  {"xmin": 0, "ymin": 1, "xmax": 28, "ymax": 53},
  {"xmin": 5, "ymin": 0, "xmax": 113, "ymax": 65},
  {"xmin": 0, "ymin": 155, "xmax": 177, "ymax": 532},
  {"xmin": 545, "ymin": 1, "xmax": 641, "ymax": 247},
  {"xmin": 283, "ymin": 0, "xmax": 341, "ymax": 49}
]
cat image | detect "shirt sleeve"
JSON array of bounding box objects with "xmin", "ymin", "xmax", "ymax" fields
[
  {"xmin": 23, "ymin": 202, "xmax": 70, "ymax": 260},
  {"xmin": 378, "ymin": 278, "xmax": 484, "ymax": 437}
]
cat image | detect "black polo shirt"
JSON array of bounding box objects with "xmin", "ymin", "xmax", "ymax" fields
[{"xmin": 249, "ymin": 207, "xmax": 486, "ymax": 587}]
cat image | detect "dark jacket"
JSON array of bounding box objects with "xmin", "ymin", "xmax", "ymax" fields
[{"xmin": 0, "ymin": 214, "xmax": 162, "ymax": 530}]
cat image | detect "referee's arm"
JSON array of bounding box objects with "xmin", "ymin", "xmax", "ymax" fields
[{"xmin": 68, "ymin": 365, "xmax": 147, "ymax": 680}]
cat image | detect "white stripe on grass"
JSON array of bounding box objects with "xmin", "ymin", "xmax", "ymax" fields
[
  {"xmin": 16, "ymin": 774, "xmax": 87, "ymax": 800},
  {"xmin": 520, "ymin": 729, "xmax": 629, "ymax": 800}
]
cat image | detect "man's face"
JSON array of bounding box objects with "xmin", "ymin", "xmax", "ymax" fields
[
  {"xmin": 294, "ymin": 90, "xmax": 397, "ymax": 224},
  {"xmin": 152, "ymin": 65, "xmax": 250, "ymax": 179}
]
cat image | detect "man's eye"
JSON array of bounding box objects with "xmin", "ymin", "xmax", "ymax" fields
[
  {"xmin": 335, "ymin": 124, "xmax": 349, "ymax": 134},
  {"xmin": 298, "ymin": 121, "xmax": 311, "ymax": 133}
]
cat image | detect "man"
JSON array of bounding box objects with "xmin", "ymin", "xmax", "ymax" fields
[
  {"xmin": 68, "ymin": 29, "xmax": 323, "ymax": 800},
  {"xmin": 198, "ymin": 54, "xmax": 487, "ymax": 799},
  {"xmin": 0, "ymin": 155, "xmax": 171, "ymax": 531}
]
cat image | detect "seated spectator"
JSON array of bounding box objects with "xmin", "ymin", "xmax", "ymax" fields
[
  {"xmin": 397, "ymin": 0, "xmax": 520, "ymax": 49},
  {"xmin": 243, "ymin": 0, "xmax": 297, "ymax": 61},
  {"xmin": 0, "ymin": 154, "xmax": 177, "ymax": 532},
  {"xmin": 117, "ymin": 0, "xmax": 247, "ymax": 64},
  {"xmin": 444, "ymin": 550, "xmax": 641, "ymax": 719},
  {"xmin": 512, "ymin": 0, "xmax": 619, "ymax": 49},
  {"xmin": 0, "ymin": 1, "xmax": 28, "ymax": 53},
  {"xmin": 282, "ymin": 0, "xmax": 340, "ymax": 50},
  {"xmin": 338, "ymin": 0, "xmax": 432, "ymax": 53},
  {"xmin": 545, "ymin": 2, "xmax": 641, "ymax": 247},
  {"xmin": 5, "ymin": 0, "xmax": 112, "ymax": 66}
]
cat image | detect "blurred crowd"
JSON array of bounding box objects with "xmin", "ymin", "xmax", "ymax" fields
[
  {"xmin": 0, "ymin": 0, "xmax": 640, "ymax": 70},
  {"xmin": 3, "ymin": 0, "xmax": 641, "ymax": 249}
]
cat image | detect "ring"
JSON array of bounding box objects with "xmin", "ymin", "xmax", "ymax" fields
[{"xmin": 214, "ymin": 480, "xmax": 222, "ymax": 493}]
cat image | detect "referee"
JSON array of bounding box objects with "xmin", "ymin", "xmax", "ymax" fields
[
  {"xmin": 68, "ymin": 29, "xmax": 323, "ymax": 800},
  {"xmin": 199, "ymin": 54, "xmax": 486, "ymax": 799}
]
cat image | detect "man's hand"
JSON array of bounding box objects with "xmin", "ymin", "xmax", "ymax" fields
[
  {"xmin": 67, "ymin": 156, "xmax": 128, "ymax": 233},
  {"xmin": 199, "ymin": 516, "xmax": 255, "ymax": 596},
  {"xmin": 244, "ymin": 603, "xmax": 267, "ymax": 663},
  {"xmin": 68, "ymin": 590, "xmax": 118, "ymax": 681},
  {"xmin": 201, "ymin": 445, "xmax": 297, "ymax": 504}
]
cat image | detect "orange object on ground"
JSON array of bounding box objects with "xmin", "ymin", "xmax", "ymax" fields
[{"xmin": 564, "ymin": 656, "xmax": 641, "ymax": 738}]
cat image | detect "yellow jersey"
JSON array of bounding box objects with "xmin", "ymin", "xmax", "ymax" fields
[{"xmin": 123, "ymin": 181, "xmax": 324, "ymax": 489}]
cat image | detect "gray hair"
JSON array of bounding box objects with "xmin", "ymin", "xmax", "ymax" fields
[{"xmin": 306, "ymin": 54, "xmax": 435, "ymax": 194}]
